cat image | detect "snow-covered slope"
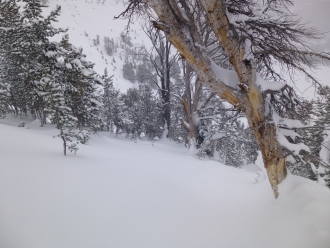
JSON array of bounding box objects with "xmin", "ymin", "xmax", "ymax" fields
[
  {"xmin": 44, "ymin": 0, "xmax": 151, "ymax": 92},
  {"xmin": 44, "ymin": 0, "xmax": 330, "ymax": 98},
  {"xmin": 1, "ymin": 117, "xmax": 330, "ymax": 248}
]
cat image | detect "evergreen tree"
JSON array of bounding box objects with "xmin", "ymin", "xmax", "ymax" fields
[
  {"xmin": 123, "ymin": 61, "xmax": 135, "ymax": 82},
  {"xmin": 40, "ymin": 71, "xmax": 81, "ymax": 155},
  {"xmin": 101, "ymin": 68, "xmax": 118, "ymax": 132},
  {"xmin": 121, "ymin": 84, "xmax": 163, "ymax": 140},
  {"xmin": 0, "ymin": 0, "xmax": 26, "ymax": 117},
  {"xmin": 0, "ymin": 82, "xmax": 8, "ymax": 118},
  {"xmin": 196, "ymin": 96, "xmax": 259, "ymax": 166},
  {"xmin": 120, "ymin": 32, "xmax": 133, "ymax": 47},
  {"xmin": 0, "ymin": 0, "xmax": 66, "ymax": 121},
  {"xmin": 136, "ymin": 62, "xmax": 156, "ymax": 86},
  {"xmin": 59, "ymin": 34, "xmax": 102, "ymax": 133},
  {"xmin": 20, "ymin": 0, "xmax": 65, "ymax": 123},
  {"xmin": 0, "ymin": 1, "xmax": 103, "ymax": 154},
  {"xmin": 21, "ymin": 0, "xmax": 45, "ymax": 19},
  {"xmin": 104, "ymin": 36, "xmax": 116, "ymax": 56},
  {"xmin": 305, "ymin": 87, "xmax": 330, "ymax": 186}
]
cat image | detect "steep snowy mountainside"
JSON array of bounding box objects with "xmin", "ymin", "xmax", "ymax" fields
[
  {"xmin": 43, "ymin": 0, "xmax": 151, "ymax": 92},
  {"xmin": 42, "ymin": 0, "xmax": 330, "ymax": 97}
]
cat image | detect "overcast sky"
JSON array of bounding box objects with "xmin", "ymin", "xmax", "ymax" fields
[
  {"xmin": 293, "ymin": 0, "xmax": 330, "ymax": 52},
  {"xmin": 288, "ymin": 0, "xmax": 330, "ymax": 97}
]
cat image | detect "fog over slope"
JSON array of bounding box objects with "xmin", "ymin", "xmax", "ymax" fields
[
  {"xmin": 44, "ymin": 0, "xmax": 330, "ymax": 97},
  {"xmin": 44, "ymin": 0, "xmax": 151, "ymax": 92}
]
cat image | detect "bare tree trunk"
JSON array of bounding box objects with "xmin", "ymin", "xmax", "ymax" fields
[
  {"xmin": 200, "ymin": 0, "xmax": 287, "ymax": 197},
  {"xmin": 164, "ymin": 38, "xmax": 171, "ymax": 136},
  {"xmin": 164, "ymin": 94, "xmax": 171, "ymax": 137},
  {"xmin": 61, "ymin": 130, "xmax": 66, "ymax": 156},
  {"xmin": 250, "ymin": 120, "xmax": 287, "ymax": 198},
  {"xmin": 143, "ymin": 29, "xmax": 177, "ymax": 138},
  {"xmin": 181, "ymin": 96, "xmax": 198, "ymax": 149},
  {"xmin": 180, "ymin": 62, "xmax": 200, "ymax": 149},
  {"xmin": 14, "ymin": 106, "xmax": 18, "ymax": 118}
]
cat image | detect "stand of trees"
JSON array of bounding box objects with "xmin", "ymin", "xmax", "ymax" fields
[
  {"xmin": 4, "ymin": 0, "xmax": 330, "ymax": 193},
  {"xmin": 0, "ymin": 0, "xmax": 102, "ymax": 155},
  {"xmin": 115, "ymin": 0, "xmax": 330, "ymax": 197}
]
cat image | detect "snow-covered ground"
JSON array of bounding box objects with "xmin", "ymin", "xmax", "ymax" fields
[
  {"xmin": 1, "ymin": 117, "xmax": 330, "ymax": 248},
  {"xmin": 2, "ymin": 1, "xmax": 330, "ymax": 247}
]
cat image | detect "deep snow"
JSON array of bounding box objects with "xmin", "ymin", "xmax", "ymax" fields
[
  {"xmin": 2, "ymin": 1, "xmax": 330, "ymax": 247},
  {"xmin": 1, "ymin": 117, "xmax": 330, "ymax": 248}
]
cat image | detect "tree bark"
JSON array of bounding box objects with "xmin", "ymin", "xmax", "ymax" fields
[
  {"xmin": 180, "ymin": 62, "xmax": 200, "ymax": 149},
  {"xmin": 147, "ymin": 0, "xmax": 287, "ymax": 198},
  {"xmin": 61, "ymin": 130, "xmax": 66, "ymax": 156},
  {"xmin": 143, "ymin": 29, "xmax": 175, "ymax": 138},
  {"xmin": 181, "ymin": 96, "xmax": 198, "ymax": 149}
]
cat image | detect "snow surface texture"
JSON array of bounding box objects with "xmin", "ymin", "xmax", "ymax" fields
[{"xmin": 1, "ymin": 117, "xmax": 330, "ymax": 248}]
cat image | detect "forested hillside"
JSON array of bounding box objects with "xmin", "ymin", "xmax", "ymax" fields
[{"xmin": 1, "ymin": 0, "xmax": 330, "ymax": 247}]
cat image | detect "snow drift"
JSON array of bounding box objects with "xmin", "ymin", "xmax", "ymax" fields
[{"xmin": 0, "ymin": 117, "xmax": 330, "ymax": 248}]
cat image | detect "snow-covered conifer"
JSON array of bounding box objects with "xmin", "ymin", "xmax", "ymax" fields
[
  {"xmin": 306, "ymin": 87, "xmax": 330, "ymax": 186},
  {"xmin": 0, "ymin": 0, "xmax": 66, "ymax": 121},
  {"xmin": 122, "ymin": 84, "xmax": 163, "ymax": 140},
  {"xmin": 41, "ymin": 72, "xmax": 81, "ymax": 155},
  {"xmin": 123, "ymin": 61, "xmax": 136, "ymax": 82},
  {"xmin": 101, "ymin": 68, "xmax": 117, "ymax": 132},
  {"xmin": 59, "ymin": 34, "xmax": 102, "ymax": 132}
]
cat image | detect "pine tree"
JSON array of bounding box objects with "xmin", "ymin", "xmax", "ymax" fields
[
  {"xmin": 0, "ymin": 82, "xmax": 8, "ymax": 118},
  {"xmin": 21, "ymin": 0, "xmax": 45, "ymax": 19},
  {"xmin": 0, "ymin": 0, "xmax": 66, "ymax": 121},
  {"xmin": 21, "ymin": 0, "xmax": 65, "ymax": 124},
  {"xmin": 41, "ymin": 71, "xmax": 80, "ymax": 155},
  {"xmin": 121, "ymin": 84, "xmax": 163, "ymax": 140},
  {"xmin": 123, "ymin": 61, "xmax": 136, "ymax": 82},
  {"xmin": 138, "ymin": 84, "xmax": 164, "ymax": 140},
  {"xmin": 41, "ymin": 35, "xmax": 103, "ymax": 155},
  {"xmin": 59, "ymin": 34, "xmax": 102, "ymax": 133},
  {"xmin": 104, "ymin": 36, "xmax": 116, "ymax": 56},
  {"xmin": 308, "ymin": 87, "xmax": 330, "ymax": 186},
  {"xmin": 101, "ymin": 68, "xmax": 116, "ymax": 132},
  {"xmin": 0, "ymin": 1, "xmax": 103, "ymax": 154},
  {"xmin": 0, "ymin": 0, "xmax": 26, "ymax": 117}
]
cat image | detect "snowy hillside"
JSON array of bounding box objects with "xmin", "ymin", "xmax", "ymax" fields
[
  {"xmin": 1, "ymin": 117, "xmax": 330, "ymax": 248},
  {"xmin": 44, "ymin": 0, "xmax": 151, "ymax": 92},
  {"xmin": 2, "ymin": 1, "xmax": 330, "ymax": 247},
  {"xmin": 43, "ymin": 0, "xmax": 330, "ymax": 97}
]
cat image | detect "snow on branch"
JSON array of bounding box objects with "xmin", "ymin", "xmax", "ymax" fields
[
  {"xmin": 273, "ymin": 110, "xmax": 304, "ymax": 130},
  {"xmin": 211, "ymin": 60, "xmax": 239, "ymax": 90},
  {"xmin": 277, "ymin": 130, "xmax": 310, "ymax": 156},
  {"xmin": 255, "ymin": 73, "xmax": 285, "ymax": 92}
]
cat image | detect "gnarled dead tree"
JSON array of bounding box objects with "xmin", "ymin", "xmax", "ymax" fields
[{"xmin": 115, "ymin": 0, "xmax": 330, "ymax": 198}]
